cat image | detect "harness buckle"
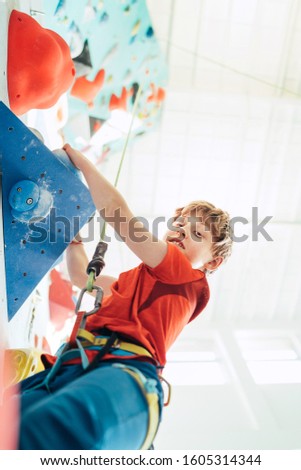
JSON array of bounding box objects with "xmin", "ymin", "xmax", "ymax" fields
[{"xmin": 159, "ymin": 375, "xmax": 172, "ymax": 407}]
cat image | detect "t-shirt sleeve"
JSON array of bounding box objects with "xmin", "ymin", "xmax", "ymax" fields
[{"xmin": 146, "ymin": 242, "xmax": 204, "ymax": 285}]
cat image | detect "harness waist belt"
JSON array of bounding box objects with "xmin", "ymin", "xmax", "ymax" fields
[{"xmin": 77, "ymin": 328, "xmax": 153, "ymax": 359}]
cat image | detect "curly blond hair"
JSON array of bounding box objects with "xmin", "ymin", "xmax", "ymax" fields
[{"xmin": 173, "ymin": 200, "xmax": 233, "ymax": 267}]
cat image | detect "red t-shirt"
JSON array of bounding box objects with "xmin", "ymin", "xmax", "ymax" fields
[
  {"xmin": 43, "ymin": 244, "xmax": 210, "ymax": 368},
  {"xmin": 85, "ymin": 243, "xmax": 210, "ymax": 366}
]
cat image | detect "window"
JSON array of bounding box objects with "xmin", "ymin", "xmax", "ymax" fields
[
  {"xmin": 164, "ymin": 336, "xmax": 228, "ymax": 385},
  {"xmin": 236, "ymin": 333, "xmax": 301, "ymax": 384}
]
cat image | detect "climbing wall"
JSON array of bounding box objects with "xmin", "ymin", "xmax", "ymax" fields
[
  {"xmin": 0, "ymin": 0, "xmax": 168, "ymax": 338},
  {"xmin": 0, "ymin": 102, "xmax": 95, "ymax": 321},
  {"xmin": 43, "ymin": 0, "xmax": 168, "ymax": 161}
]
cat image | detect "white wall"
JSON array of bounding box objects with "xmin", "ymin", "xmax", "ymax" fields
[
  {"xmin": 154, "ymin": 326, "xmax": 301, "ymax": 450},
  {"xmin": 156, "ymin": 383, "xmax": 301, "ymax": 449}
]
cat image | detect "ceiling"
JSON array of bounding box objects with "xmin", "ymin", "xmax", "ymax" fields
[{"xmin": 91, "ymin": 0, "xmax": 301, "ymax": 329}]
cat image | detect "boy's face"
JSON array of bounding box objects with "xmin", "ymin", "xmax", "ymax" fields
[{"xmin": 164, "ymin": 212, "xmax": 223, "ymax": 271}]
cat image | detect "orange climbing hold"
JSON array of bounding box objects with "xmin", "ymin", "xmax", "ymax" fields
[
  {"xmin": 7, "ymin": 10, "xmax": 75, "ymax": 116},
  {"xmin": 147, "ymin": 83, "xmax": 166, "ymax": 104},
  {"xmin": 71, "ymin": 69, "xmax": 105, "ymax": 107},
  {"xmin": 109, "ymin": 86, "xmax": 128, "ymax": 111}
]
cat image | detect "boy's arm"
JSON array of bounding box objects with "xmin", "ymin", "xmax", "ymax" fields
[
  {"xmin": 64, "ymin": 144, "xmax": 168, "ymax": 268},
  {"xmin": 66, "ymin": 242, "xmax": 117, "ymax": 296}
]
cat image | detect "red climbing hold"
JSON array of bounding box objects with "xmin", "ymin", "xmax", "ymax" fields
[
  {"xmin": 71, "ymin": 69, "xmax": 105, "ymax": 108},
  {"xmin": 7, "ymin": 10, "xmax": 75, "ymax": 116},
  {"xmin": 109, "ymin": 86, "xmax": 128, "ymax": 111}
]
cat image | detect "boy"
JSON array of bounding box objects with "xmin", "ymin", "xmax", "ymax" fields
[{"xmin": 16, "ymin": 144, "xmax": 232, "ymax": 450}]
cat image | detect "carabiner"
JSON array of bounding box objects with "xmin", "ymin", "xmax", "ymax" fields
[{"xmin": 75, "ymin": 285, "xmax": 104, "ymax": 317}]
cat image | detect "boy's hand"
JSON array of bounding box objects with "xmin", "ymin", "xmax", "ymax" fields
[{"xmin": 63, "ymin": 143, "xmax": 86, "ymax": 170}]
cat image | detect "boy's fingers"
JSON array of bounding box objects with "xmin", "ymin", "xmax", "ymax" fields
[{"xmin": 63, "ymin": 143, "xmax": 71, "ymax": 152}]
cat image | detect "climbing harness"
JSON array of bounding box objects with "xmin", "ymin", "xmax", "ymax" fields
[
  {"xmin": 46, "ymin": 285, "xmax": 155, "ymax": 382},
  {"xmin": 24, "ymin": 283, "xmax": 163, "ymax": 449},
  {"xmin": 112, "ymin": 363, "xmax": 160, "ymax": 450}
]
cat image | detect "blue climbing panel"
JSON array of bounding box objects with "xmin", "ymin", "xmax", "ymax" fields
[{"xmin": 0, "ymin": 101, "xmax": 95, "ymax": 320}]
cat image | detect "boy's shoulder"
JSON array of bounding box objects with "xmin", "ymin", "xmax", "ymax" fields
[{"xmin": 144, "ymin": 242, "xmax": 204, "ymax": 285}]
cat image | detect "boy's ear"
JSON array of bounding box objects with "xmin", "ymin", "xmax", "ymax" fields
[{"xmin": 203, "ymin": 256, "xmax": 223, "ymax": 272}]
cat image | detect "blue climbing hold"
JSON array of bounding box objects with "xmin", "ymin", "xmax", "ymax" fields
[{"xmin": 9, "ymin": 180, "xmax": 40, "ymax": 213}]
